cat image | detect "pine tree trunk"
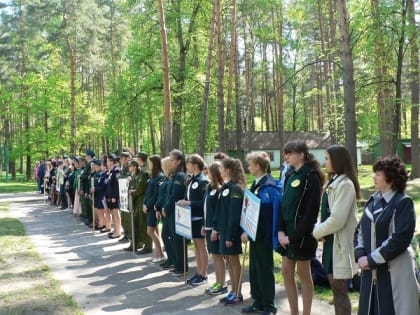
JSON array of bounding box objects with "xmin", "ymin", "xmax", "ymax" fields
[
  {"xmin": 336, "ymin": 0, "xmax": 357, "ymax": 165},
  {"xmin": 371, "ymin": 0, "xmax": 397, "ymax": 156},
  {"xmin": 408, "ymin": 0, "xmax": 419, "ymax": 177},
  {"xmin": 215, "ymin": 0, "xmax": 226, "ymax": 152},
  {"xmin": 198, "ymin": 0, "xmax": 217, "ymax": 156},
  {"xmin": 226, "ymin": 0, "xmax": 237, "ymax": 130},
  {"xmin": 157, "ymin": 0, "xmax": 172, "ymax": 154}
]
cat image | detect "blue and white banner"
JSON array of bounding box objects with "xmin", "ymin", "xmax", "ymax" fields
[
  {"xmin": 175, "ymin": 204, "xmax": 192, "ymax": 240},
  {"xmin": 240, "ymin": 189, "xmax": 261, "ymax": 241}
]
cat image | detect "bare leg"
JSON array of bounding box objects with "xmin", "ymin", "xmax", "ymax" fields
[
  {"xmin": 213, "ymin": 254, "xmax": 226, "ymax": 285},
  {"xmin": 282, "ymin": 256, "xmax": 299, "ymax": 315},
  {"xmin": 95, "ymin": 209, "xmax": 105, "ymax": 226},
  {"xmin": 147, "ymin": 226, "xmax": 164, "ymax": 257},
  {"xmin": 104, "ymin": 209, "xmax": 112, "ymax": 230},
  {"xmin": 296, "ymin": 260, "xmax": 313, "ymax": 315},
  {"xmin": 226, "ymin": 254, "xmax": 241, "ymax": 295},
  {"xmin": 193, "ymin": 239, "xmax": 202, "ymax": 275},
  {"xmin": 194, "ymin": 238, "xmax": 208, "ymax": 276},
  {"xmin": 66, "ymin": 192, "xmax": 72, "ymax": 209},
  {"xmin": 111, "ymin": 208, "xmax": 121, "ymax": 236}
]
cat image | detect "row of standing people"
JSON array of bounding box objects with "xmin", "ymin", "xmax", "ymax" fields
[
  {"xmin": 35, "ymin": 140, "xmax": 419, "ymax": 315},
  {"xmin": 278, "ymin": 141, "xmax": 419, "ymax": 315}
]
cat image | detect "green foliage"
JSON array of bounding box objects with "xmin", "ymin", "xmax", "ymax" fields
[{"xmin": 0, "ymin": 0, "xmax": 417, "ymax": 175}]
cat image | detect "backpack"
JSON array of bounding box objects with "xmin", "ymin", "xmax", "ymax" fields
[{"xmin": 310, "ymin": 257, "xmax": 330, "ymax": 288}]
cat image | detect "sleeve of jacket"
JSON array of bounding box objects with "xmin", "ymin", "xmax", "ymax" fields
[
  {"xmin": 155, "ymin": 181, "xmax": 167, "ymax": 212},
  {"xmin": 146, "ymin": 177, "xmax": 161, "ymax": 210},
  {"xmin": 354, "ymin": 221, "xmax": 367, "ymax": 261},
  {"xmin": 268, "ymin": 186, "xmax": 282, "ymax": 250},
  {"xmin": 110, "ymin": 172, "xmax": 120, "ymax": 199},
  {"xmin": 289, "ymin": 172, "xmax": 321, "ymax": 243},
  {"xmin": 165, "ymin": 174, "xmax": 186, "ymax": 214},
  {"xmin": 226, "ymin": 185, "xmax": 244, "ymax": 242},
  {"xmin": 313, "ymin": 179, "xmax": 356, "ymax": 239},
  {"xmin": 131, "ymin": 172, "xmax": 149, "ymax": 197},
  {"xmin": 367, "ymin": 197, "xmax": 416, "ymax": 268}
]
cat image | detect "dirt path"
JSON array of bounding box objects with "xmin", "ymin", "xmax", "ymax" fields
[{"xmin": 5, "ymin": 195, "xmax": 334, "ymax": 314}]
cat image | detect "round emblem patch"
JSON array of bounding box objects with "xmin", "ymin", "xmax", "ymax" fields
[
  {"xmin": 210, "ymin": 189, "xmax": 217, "ymax": 196},
  {"xmin": 192, "ymin": 182, "xmax": 199, "ymax": 189},
  {"xmin": 291, "ymin": 179, "xmax": 301, "ymax": 187},
  {"xmin": 222, "ymin": 188, "xmax": 230, "ymax": 196}
]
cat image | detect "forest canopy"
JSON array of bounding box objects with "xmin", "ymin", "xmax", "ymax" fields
[{"xmin": 0, "ymin": 0, "xmax": 418, "ymax": 179}]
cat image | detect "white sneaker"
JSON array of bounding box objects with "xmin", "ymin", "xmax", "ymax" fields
[{"xmin": 152, "ymin": 256, "xmax": 166, "ymax": 263}]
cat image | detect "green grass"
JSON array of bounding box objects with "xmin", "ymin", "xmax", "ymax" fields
[
  {"xmin": 0, "ymin": 203, "xmax": 83, "ymax": 315},
  {"xmin": 0, "ymin": 171, "xmax": 37, "ymax": 193}
]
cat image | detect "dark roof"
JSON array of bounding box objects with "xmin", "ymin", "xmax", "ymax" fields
[{"xmin": 226, "ymin": 131, "xmax": 331, "ymax": 150}]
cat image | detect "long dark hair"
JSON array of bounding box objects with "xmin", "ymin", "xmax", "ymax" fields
[
  {"xmin": 186, "ymin": 154, "xmax": 206, "ymax": 171},
  {"xmin": 283, "ymin": 140, "xmax": 325, "ymax": 187},
  {"xmin": 221, "ymin": 157, "xmax": 246, "ymax": 189},
  {"xmin": 327, "ymin": 144, "xmax": 361, "ymax": 199},
  {"xmin": 149, "ymin": 155, "xmax": 162, "ymax": 178},
  {"xmin": 169, "ymin": 149, "xmax": 186, "ymax": 173},
  {"xmin": 208, "ymin": 161, "xmax": 224, "ymax": 190}
]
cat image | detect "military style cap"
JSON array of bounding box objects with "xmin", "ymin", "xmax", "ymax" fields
[
  {"xmin": 120, "ymin": 151, "xmax": 131, "ymax": 158},
  {"xmin": 129, "ymin": 160, "xmax": 139, "ymax": 167},
  {"xmin": 92, "ymin": 159, "xmax": 102, "ymax": 166},
  {"xmin": 86, "ymin": 149, "xmax": 95, "ymax": 157},
  {"xmin": 72, "ymin": 156, "xmax": 80, "ymax": 162},
  {"xmin": 107, "ymin": 153, "xmax": 118, "ymax": 162}
]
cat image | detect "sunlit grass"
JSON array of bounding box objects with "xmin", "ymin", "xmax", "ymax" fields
[
  {"xmin": 0, "ymin": 204, "xmax": 83, "ymax": 314},
  {"xmin": 0, "ymin": 172, "xmax": 38, "ymax": 193}
]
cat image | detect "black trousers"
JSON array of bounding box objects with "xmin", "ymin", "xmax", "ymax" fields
[
  {"xmin": 249, "ymin": 240, "xmax": 276, "ymax": 313},
  {"xmin": 168, "ymin": 212, "xmax": 188, "ymax": 272}
]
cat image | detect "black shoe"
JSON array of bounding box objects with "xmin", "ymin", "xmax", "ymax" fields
[
  {"xmin": 136, "ymin": 247, "xmax": 152, "ymax": 255},
  {"xmin": 172, "ymin": 270, "xmax": 187, "ymax": 276},
  {"xmin": 160, "ymin": 262, "xmax": 172, "ymax": 269},
  {"xmin": 118, "ymin": 236, "xmax": 129, "ymax": 243},
  {"xmin": 123, "ymin": 244, "xmax": 134, "ymax": 251},
  {"xmin": 242, "ymin": 305, "xmax": 263, "ymax": 313},
  {"xmin": 168, "ymin": 267, "xmax": 177, "ymax": 273},
  {"xmin": 159, "ymin": 260, "xmax": 169, "ymax": 267},
  {"xmin": 108, "ymin": 234, "xmax": 122, "ymax": 239}
]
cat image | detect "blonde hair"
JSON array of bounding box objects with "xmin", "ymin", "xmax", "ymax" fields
[
  {"xmin": 246, "ymin": 151, "xmax": 270, "ymax": 173},
  {"xmin": 161, "ymin": 156, "xmax": 171, "ymax": 177}
]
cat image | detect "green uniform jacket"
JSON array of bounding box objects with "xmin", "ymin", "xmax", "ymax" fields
[
  {"xmin": 155, "ymin": 177, "xmax": 169, "ymax": 212},
  {"xmin": 278, "ymin": 163, "xmax": 321, "ymax": 259},
  {"xmin": 73, "ymin": 168, "xmax": 82, "ymax": 191},
  {"xmin": 214, "ymin": 180, "xmax": 244, "ymax": 242},
  {"xmin": 144, "ymin": 172, "xmax": 166, "ymax": 211},
  {"xmin": 129, "ymin": 170, "xmax": 149, "ymax": 210},
  {"xmin": 163, "ymin": 172, "xmax": 186, "ymax": 216},
  {"xmin": 80, "ymin": 160, "xmax": 93, "ymax": 194},
  {"xmin": 120, "ymin": 165, "xmax": 131, "ymax": 179}
]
